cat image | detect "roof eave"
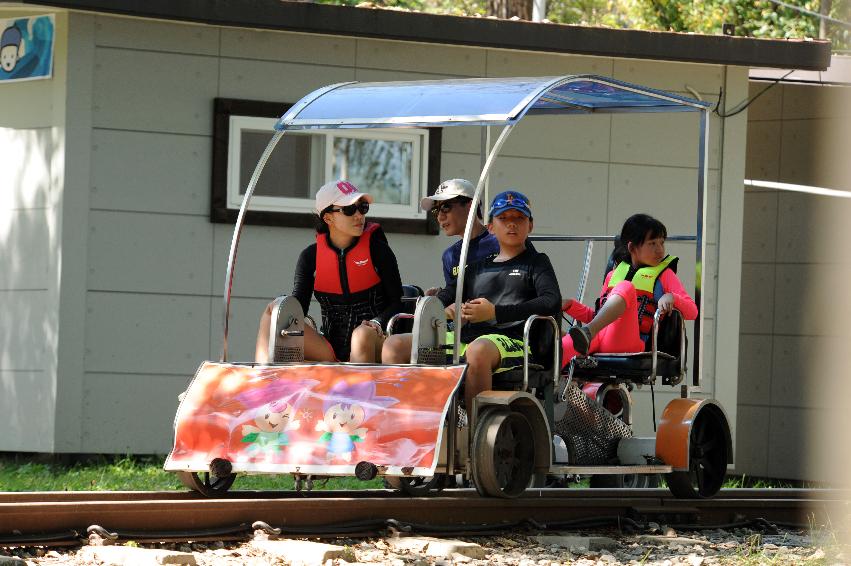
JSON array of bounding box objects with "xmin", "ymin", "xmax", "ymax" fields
[{"xmin": 15, "ymin": 0, "xmax": 833, "ymax": 71}]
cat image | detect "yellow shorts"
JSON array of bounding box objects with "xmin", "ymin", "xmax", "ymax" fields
[{"xmin": 445, "ymin": 331, "xmax": 527, "ymax": 374}]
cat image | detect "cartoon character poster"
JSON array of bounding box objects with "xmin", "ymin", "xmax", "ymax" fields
[
  {"xmin": 0, "ymin": 15, "xmax": 54, "ymax": 83},
  {"xmin": 165, "ymin": 362, "xmax": 465, "ymax": 476}
]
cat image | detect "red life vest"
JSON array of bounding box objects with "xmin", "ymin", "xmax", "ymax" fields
[
  {"xmin": 599, "ymin": 255, "xmax": 678, "ymax": 335},
  {"xmin": 314, "ymin": 223, "xmax": 381, "ymax": 295}
]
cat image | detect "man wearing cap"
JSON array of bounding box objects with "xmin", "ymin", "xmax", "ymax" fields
[
  {"xmin": 255, "ymin": 180, "xmax": 403, "ymax": 364},
  {"xmin": 383, "ymin": 190, "xmax": 561, "ymax": 412},
  {"xmin": 420, "ymin": 179, "xmax": 499, "ymax": 296}
]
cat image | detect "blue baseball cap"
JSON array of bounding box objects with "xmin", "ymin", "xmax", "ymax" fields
[{"xmin": 488, "ymin": 190, "xmax": 532, "ymax": 220}]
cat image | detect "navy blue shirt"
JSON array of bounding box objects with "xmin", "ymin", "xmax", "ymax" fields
[{"xmin": 441, "ymin": 229, "xmax": 500, "ymax": 286}]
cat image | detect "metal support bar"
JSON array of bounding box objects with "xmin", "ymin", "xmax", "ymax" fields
[
  {"xmin": 221, "ymin": 130, "xmax": 286, "ymax": 362},
  {"xmin": 454, "ymin": 124, "xmax": 516, "ymax": 363},
  {"xmin": 693, "ymin": 109, "xmax": 709, "ymax": 388}
]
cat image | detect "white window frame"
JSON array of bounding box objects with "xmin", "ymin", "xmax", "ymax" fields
[{"xmin": 227, "ymin": 116, "xmax": 429, "ymax": 220}]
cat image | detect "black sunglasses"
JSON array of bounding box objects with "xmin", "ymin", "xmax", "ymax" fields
[
  {"xmin": 430, "ymin": 198, "xmax": 470, "ymax": 216},
  {"xmin": 330, "ymin": 201, "xmax": 370, "ymax": 216}
]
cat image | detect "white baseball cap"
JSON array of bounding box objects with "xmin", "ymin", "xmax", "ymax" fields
[
  {"xmin": 420, "ymin": 178, "xmax": 476, "ymax": 211},
  {"xmin": 314, "ymin": 180, "xmax": 373, "ymax": 215}
]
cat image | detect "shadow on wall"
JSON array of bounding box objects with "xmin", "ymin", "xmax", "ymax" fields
[
  {"xmin": 807, "ymin": 86, "xmax": 851, "ymax": 543},
  {"xmin": 0, "ymin": 126, "xmax": 58, "ymax": 451}
]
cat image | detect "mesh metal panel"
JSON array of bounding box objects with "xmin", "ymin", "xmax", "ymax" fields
[
  {"xmin": 274, "ymin": 346, "xmax": 304, "ymax": 363},
  {"xmin": 555, "ymin": 383, "xmax": 632, "ymax": 465},
  {"xmin": 416, "ymin": 347, "xmax": 447, "ymax": 366}
]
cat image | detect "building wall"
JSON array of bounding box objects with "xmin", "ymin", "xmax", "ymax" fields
[
  {"xmin": 2, "ymin": 10, "xmax": 747, "ymax": 453},
  {"xmin": 0, "ymin": 8, "xmax": 69, "ymax": 452},
  {"xmin": 738, "ymin": 80, "xmax": 851, "ymax": 480}
]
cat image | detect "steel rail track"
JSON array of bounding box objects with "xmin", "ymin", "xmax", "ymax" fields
[{"xmin": 0, "ymin": 489, "xmax": 844, "ymax": 546}]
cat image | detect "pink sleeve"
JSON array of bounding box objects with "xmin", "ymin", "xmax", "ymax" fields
[
  {"xmin": 563, "ymin": 271, "xmax": 611, "ymax": 324},
  {"xmin": 659, "ymin": 269, "xmax": 698, "ymax": 320}
]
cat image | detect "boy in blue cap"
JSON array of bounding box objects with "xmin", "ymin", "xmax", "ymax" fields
[{"xmin": 383, "ymin": 190, "xmax": 561, "ymax": 412}]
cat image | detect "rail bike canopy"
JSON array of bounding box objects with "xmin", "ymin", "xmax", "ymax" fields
[
  {"xmin": 276, "ymin": 75, "xmax": 711, "ymax": 131},
  {"xmin": 225, "ymin": 74, "xmax": 712, "ymax": 389}
]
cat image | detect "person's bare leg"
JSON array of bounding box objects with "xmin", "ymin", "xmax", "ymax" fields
[
  {"xmin": 381, "ymin": 334, "xmax": 413, "ymax": 364},
  {"xmin": 586, "ymin": 293, "xmax": 626, "ymax": 337},
  {"xmin": 462, "ymin": 339, "xmax": 501, "ymax": 413},
  {"xmin": 350, "ymin": 324, "xmax": 381, "ymax": 363},
  {"xmin": 304, "ymin": 325, "xmax": 336, "ymax": 361},
  {"xmin": 255, "ymin": 301, "xmax": 275, "ymax": 362}
]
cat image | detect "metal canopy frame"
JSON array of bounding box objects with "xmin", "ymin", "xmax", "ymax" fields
[{"xmin": 222, "ymin": 74, "xmax": 711, "ymax": 389}]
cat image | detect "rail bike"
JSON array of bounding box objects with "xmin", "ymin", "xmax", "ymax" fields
[{"xmin": 165, "ymin": 75, "xmax": 732, "ymax": 499}]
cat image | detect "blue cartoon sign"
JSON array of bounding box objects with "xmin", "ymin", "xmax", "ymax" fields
[{"xmin": 0, "ymin": 15, "xmax": 54, "ymax": 83}]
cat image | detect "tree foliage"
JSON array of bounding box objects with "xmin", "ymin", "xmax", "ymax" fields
[{"xmin": 318, "ymin": 0, "xmax": 849, "ymax": 50}]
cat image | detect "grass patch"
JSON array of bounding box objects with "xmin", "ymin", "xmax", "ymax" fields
[
  {"xmin": 0, "ymin": 454, "xmax": 383, "ymax": 492},
  {"xmin": 723, "ymin": 474, "xmax": 828, "ymax": 489}
]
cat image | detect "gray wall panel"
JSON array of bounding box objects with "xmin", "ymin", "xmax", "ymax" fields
[
  {"xmin": 90, "ymin": 129, "xmax": 211, "ymax": 215},
  {"xmin": 0, "ymin": 370, "xmax": 54, "ymax": 452},
  {"xmin": 744, "ymin": 120, "xmax": 781, "ymax": 180},
  {"xmin": 741, "ymin": 191, "xmax": 778, "ymax": 263},
  {"xmin": 0, "ymin": 290, "xmax": 48, "ymax": 371},
  {"xmin": 734, "ymin": 404, "xmax": 770, "ymax": 476},
  {"xmin": 610, "ymin": 112, "xmax": 721, "ymax": 170},
  {"xmin": 0, "ymin": 209, "xmax": 49, "ymax": 291},
  {"xmin": 613, "ymin": 59, "xmax": 724, "ymax": 95},
  {"xmin": 218, "ymin": 58, "xmax": 354, "ymax": 104},
  {"xmin": 93, "ymin": 48, "xmax": 219, "ymax": 135},
  {"xmin": 486, "ymin": 50, "xmax": 613, "ymax": 77},
  {"xmin": 94, "ymin": 15, "xmax": 220, "ymax": 55},
  {"xmin": 81, "ymin": 372, "xmax": 187, "ymax": 453},
  {"xmin": 85, "ymin": 291, "xmax": 212, "ymax": 374},
  {"xmin": 606, "ymin": 164, "xmax": 699, "ymax": 235},
  {"xmin": 739, "ymin": 262, "xmax": 775, "ymax": 335},
  {"xmin": 487, "ymin": 157, "xmax": 609, "ymax": 236},
  {"xmin": 737, "ymin": 333, "xmax": 772, "ymax": 406},
  {"xmin": 356, "ymin": 38, "xmax": 485, "ymax": 76},
  {"xmin": 87, "ymin": 210, "xmax": 214, "ymax": 295},
  {"xmin": 0, "ymin": 127, "xmax": 52, "ymax": 210},
  {"xmin": 210, "ymin": 296, "xmax": 276, "ymax": 364},
  {"xmin": 501, "ymin": 114, "xmax": 611, "ymax": 162},
  {"xmin": 211, "ymin": 223, "xmax": 311, "ymax": 298},
  {"xmin": 221, "ymin": 29, "xmax": 356, "ymax": 66}
]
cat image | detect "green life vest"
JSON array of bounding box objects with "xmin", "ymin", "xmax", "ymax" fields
[{"xmin": 602, "ymin": 255, "xmax": 678, "ymax": 334}]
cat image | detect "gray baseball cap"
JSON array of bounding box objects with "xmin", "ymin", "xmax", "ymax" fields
[{"xmin": 420, "ymin": 178, "xmax": 475, "ymax": 211}]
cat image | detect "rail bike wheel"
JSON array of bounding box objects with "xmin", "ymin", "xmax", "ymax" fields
[
  {"xmin": 472, "ymin": 409, "xmax": 535, "ymax": 498},
  {"xmin": 666, "ymin": 407, "xmax": 728, "ymax": 499},
  {"xmin": 589, "ymin": 473, "xmax": 660, "ymax": 489},
  {"xmin": 177, "ymin": 470, "xmax": 237, "ymax": 496},
  {"xmin": 385, "ymin": 474, "xmax": 447, "ymax": 496}
]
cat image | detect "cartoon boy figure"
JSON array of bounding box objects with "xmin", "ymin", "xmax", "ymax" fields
[
  {"xmin": 235, "ymin": 377, "xmax": 316, "ymax": 457},
  {"xmin": 316, "ymin": 380, "xmax": 397, "ymax": 462},
  {"xmin": 1, "ymin": 26, "xmax": 22, "ymax": 73}
]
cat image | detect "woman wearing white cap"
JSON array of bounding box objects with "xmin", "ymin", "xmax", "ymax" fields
[{"xmin": 255, "ymin": 180, "xmax": 403, "ymax": 363}]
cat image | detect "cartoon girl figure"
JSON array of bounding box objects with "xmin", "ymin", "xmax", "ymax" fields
[
  {"xmin": 235, "ymin": 378, "xmax": 317, "ymax": 458},
  {"xmin": 316, "ymin": 380, "xmax": 397, "ymax": 462}
]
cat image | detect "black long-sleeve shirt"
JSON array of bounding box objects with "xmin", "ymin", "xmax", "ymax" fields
[{"xmin": 437, "ymin": 248, "xmax": 561, "ymax": 343}]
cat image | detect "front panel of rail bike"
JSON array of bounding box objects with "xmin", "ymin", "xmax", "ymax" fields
[{"xmin": 165, "ymin": 361, "xmax": 465, "ymax": 477}]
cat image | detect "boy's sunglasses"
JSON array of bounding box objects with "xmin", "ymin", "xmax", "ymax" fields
[
  {"xmin": 490, "ymin": 194, "xmax": 530, "ymax": 210},
  {"xmin": 430, "ymin": 198, "xmax": 470, "ymax": 216},
  {"xmin": 330, "ymin": 201, "xmax": 370, "ymax": 216}
]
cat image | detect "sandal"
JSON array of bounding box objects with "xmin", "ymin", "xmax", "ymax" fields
[{"xmin": 569, "ymin": 325, "xmax": 593, "ymax": 356}]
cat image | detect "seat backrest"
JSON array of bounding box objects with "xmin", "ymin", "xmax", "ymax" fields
[
  {"xmin": 646, "ymin": 309, "xmax": 683, "ymax": 356},
  {"xmin": 528, "ymin": 316, "xmax": 561, "ymax": 370},
  {"xmin": 401, "ymin": 284, "xmax": 424, "ymax": 312},
  {"xmin": 393, "ymin": 284, "xmax": 424, "ymax": 334}
]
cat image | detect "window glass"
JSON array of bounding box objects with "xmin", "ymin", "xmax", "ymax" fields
[{"xmin": 331, "ymin": 137, "xmax": 413, "ymax": 205}]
